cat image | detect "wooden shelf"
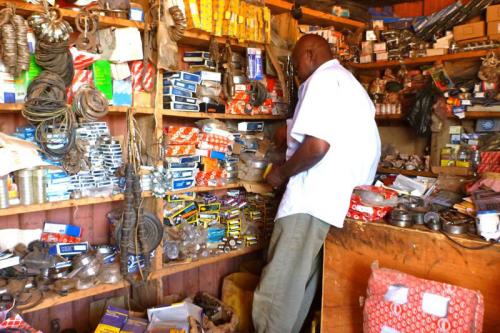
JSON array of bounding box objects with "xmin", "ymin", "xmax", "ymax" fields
[
  {"xmin": 0, "ymin": 192, "xmax": 152, "ymax": 217},
  {"xmin": 264, "ymin": 0, "xmax": 365, "ymax": 29},
  {"xmin": 449, "ymin": 111, "xmax": 500, "ymax": 119},
  {"xmin": 0, "ymin": 104, "xmax": 154, "ymax": 115},
  {"xmin": 180, "ymin": 30, "xmax": 265, "ymax": 52},
  {"xmin": 377, "ymin": 167, "xmax": 436, "ymax": 178},
  {"xmin": 349, "ymin": 49, "xmax": 497, "ymax": 70},
  {"xmin": 152, "ymin": 245, "xmax": 263, "ymax": 279},
  {"xmin": 375, "ymin": 114, "xmax": 405, "ymax": 121},
  {"xmin": 22, "ymin": 281, "xmax": 129, "ymax": 314},
  {"xmin": 162, "ymin": 110, "xmax": 288, "ymax": 120},
  {"xmin": 431, "ymin": 166, "xmax": 474, "ymax": 176},
  {"xmin": 166, "ymin": 184, "xmax": 243, "ymax": 195},
  {"xmin": 22, "ymin": 245, "xmax": 263, "ymax": 314},
  {"xmin": 0, "ymin": 0, "xmax": 144, "ymax": 30}
]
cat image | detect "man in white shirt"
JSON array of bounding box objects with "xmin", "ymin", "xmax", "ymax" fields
[{"xmin": 252, "ymin": 34, "xmax": 381, "ymax": 333}]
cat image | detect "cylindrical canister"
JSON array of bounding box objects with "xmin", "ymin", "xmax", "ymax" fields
[
  {"xmin": 32, "ymin": 168, "xmax": 46, "ymax": 204},
  {"xmin": 16, "ymin": 169, "xmax": 34, "ymax": 205},
  {"xmin": 0, "ymin": 175, "xmax": 9, "ymax": 209}
]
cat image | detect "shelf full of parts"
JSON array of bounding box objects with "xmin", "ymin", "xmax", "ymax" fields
[{"xmin": 0, "ymin": 0, "xmax": 355, "ymax": 330}]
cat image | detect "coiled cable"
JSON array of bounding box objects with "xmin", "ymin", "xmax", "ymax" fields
[
  {"xmin": 23, "ymin": 70, "xmax": 76, "ymax": 160},
  {"xmin": 72, "ymin": 85, "xmax": 109, "ymax": 121}
]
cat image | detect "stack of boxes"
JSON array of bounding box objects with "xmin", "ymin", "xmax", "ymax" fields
[
  {"xmin": 163, "ymin": 71, "xmax": 201, "ymax": 112},
  {"xmin": 45, "ymin": 169, "xmax": 73, "ymax": 202},
  {"xmin": 195, "ymin": 70, "xmax": 223, "ymax": 113},
  {"xmin": 164, "ymin": 126, "xmax": 201, "ymax": 191},
  {"xmin": 195, "ymin": 125, "xmax": 234, "ymax": 186}
]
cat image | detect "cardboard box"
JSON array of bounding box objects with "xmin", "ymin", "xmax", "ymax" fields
[
  {"xmin": 456, "ymin": 36, "xmax": 488, "ymax": 46},
  {"xmin": 453, "ymin": 21, "xmax": 485, "ymax": 41},
  {"xmin": 488, "ymin": 20, "xmax": 500, "ymax": 36},
  {"xmin": 376, "ymin": 52, "xmax": 388, "ymax": 62},
  {"xmin": 426, "ymin": 48, "xmax": 448, "ymax": 56},
  {"xmin": 487, "ymin": 4, "xmax": 500, "ymax": 22}
]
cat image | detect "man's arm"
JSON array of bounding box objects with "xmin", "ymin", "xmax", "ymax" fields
[{"xmin": 266, "ymin": 135, "xmax": 330, "ymax": 188}]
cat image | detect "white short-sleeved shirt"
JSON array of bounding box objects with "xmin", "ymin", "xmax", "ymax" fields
[{"xmin": 276, "ymin": 59, "xmax": 381, "ymax": 228}]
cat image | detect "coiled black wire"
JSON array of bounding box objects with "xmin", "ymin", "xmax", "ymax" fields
[
  {"xmin": 72, "ymin": 84, "xmax": 109, "ymax": 122},
  {"xmin": 22, "ymin": 70, "xmax": 76, "ymax": 160}
]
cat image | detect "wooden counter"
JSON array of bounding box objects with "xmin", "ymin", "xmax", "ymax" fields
[{"xmin": 321, "ymin": 219, "xmax": 500, "ymax": 333}]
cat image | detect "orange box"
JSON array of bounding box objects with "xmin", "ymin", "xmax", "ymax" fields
[
  {"xmin": 487, "ymin": 20, "xmax": 500, "ymax": 36},
  {"xmin": 487, "ymin": 4, "xmax": 500, "ymax": 22},
  {"xmin": 453, "ymin": 21, "xmax": 485, "ymax": 41},
  {"xmin": 165, "ymin": 145, "xmax": 197, "ymax": 156}
]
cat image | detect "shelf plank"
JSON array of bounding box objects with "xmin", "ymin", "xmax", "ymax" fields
[
  {"xmin": 0, "ymin": 104, "xmax": 154, "ymax": 115},
  {"xmin": 0, "ymin": 0, "xmax": 144, "ymax": 30},
  {"xmin": 166, "ymin": 184, "xmax": 242, "ymax": 195},
  {"xmin": 152, "ymin": 245, "xmax": 263, "ymax": 279},
  {"xmin": 22, "ymin": 281, "xmax": 129, "ymax": 314},
  {"xmin": 375, "ymin": 114, "xmax": 404, "ymax": 121},
  {"xmin": 180, "ymin": 30, "xmax": 266, "ymax": 52},
  {"xmin": 0, "ymin": 192, "xmax": 152, "ymax": 217},
  {"xmin": 162, "ymin": 110, "xmax": 288, "ymax": 120},
  {"xmin": 349, "ymin": 49, "xmax": 496, "ymax": 70},
  {"xmin": 377, "ymin": 167, "xmax": 436, "ymax": 178},
  {"xmin": 450, "ymin": 111, "xmax": 500, "ymax": 119},
  {"xmin": 22, "ymin": 246, "xmax": 263, "ymax": 314},
  {"xmin": 264, "ymin": 0, "xmax": 365, "ymax": 29}
]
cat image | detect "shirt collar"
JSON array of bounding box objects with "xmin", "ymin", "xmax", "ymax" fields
[{"xmin": 300, "ymin": 59, "xmax": 339, "ymax": 89}]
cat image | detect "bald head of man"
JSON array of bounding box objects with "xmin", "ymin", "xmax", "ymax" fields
[{"xmin": 291, "ymin": 34, "xmax": 333, "ymax": 83}]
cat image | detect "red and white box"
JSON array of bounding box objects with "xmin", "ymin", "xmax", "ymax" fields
[
  {"xmin": 67, "ymin": 69, "xmax": 93, "ymax": 103},
  {"xmin": 364, "ymin": 268, "xmax": 484, "ymax": 333},
  {"xmin": 130, "ymin": 60, "xmax": 155, "ymax": 92},
  {"xmin": 165, "ymin": 145, "xmax": 197, "ymax": 157},
  {"xmin": 165, "ymin": 126, "xmax": 200, "ymax": 145}
]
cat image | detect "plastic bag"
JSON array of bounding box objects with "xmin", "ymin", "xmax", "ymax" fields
[
  {"xmin": 157, "ymin": 2, "xmax": 179, "ymax": 70},
  {"xmin": 406, "ymin": 81, "xmax": 438, "ymax": 137}
]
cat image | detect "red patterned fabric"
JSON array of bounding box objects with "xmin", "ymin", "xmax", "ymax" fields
[
  {"xmin": 1, "ymin": 314, "xmax": 42, "ymax": 333},
  {"xmin": 364, "ymin": 268, "xmax": 484, "ymax": 333}
]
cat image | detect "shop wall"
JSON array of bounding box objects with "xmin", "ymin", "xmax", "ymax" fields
[{"xmin": 393, "ymin": 0, "xmax": 467, "ymax": 17}]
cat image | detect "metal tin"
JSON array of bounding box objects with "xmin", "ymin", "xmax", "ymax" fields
[
  {"xmin": 16, "ymin": 169, "xmax": 34, "ymax": 205},
  {"xmin": 388, "ymin": 219, "xmax": 414, "ymax": 228},
  {"xmin": 442, "ymin": 222, "xmax": 469, "ymax": 235},
  {"xmin": 0, "ymin": 175, "xmax": 9, "ymax": 209},
  {"xmin": 32, "ymin": 168, "xmax": 45, "ymax": 204}
]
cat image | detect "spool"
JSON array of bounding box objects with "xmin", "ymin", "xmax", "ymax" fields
[
  {"xmin": 0, "ymin": 175, "xmax": 10, "ymax": 209},
  {"xmin": 32, "ymin": 168, "xmax": 46, "ymax": 204},
  {"xmin": 16, "ymin": 168, "xmax": 34, "ymax": 205}
]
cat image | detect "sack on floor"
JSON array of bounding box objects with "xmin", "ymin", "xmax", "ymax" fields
[{"xmin": 363, "ymin": 267, "xmax": 484, "ymax": 333}]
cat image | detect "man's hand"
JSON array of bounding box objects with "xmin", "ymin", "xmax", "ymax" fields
[{"xmin": 265, "ymin": 165, "xmax": 287, "ymax": 188}]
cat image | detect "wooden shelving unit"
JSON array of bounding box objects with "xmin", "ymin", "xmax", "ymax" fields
[
  {"xmin": 0, "ymin": 0, "xmax": 145, "ymax": 30},
  {"xmin": 22, "ymin": 245, "xmax": 263, "ymax": 314},
  {"xmin": 449, "ymin": 111, "xmax": 500, "ymax": 119},
  {"xmin": 0, "ymin": 104, "xmax": 154, "ymax": 115},
  {"xmin": 264, "ymin": 0, "xmax": 365, "ymax": 29},
  {"xmin": 151, "ymin": 245, "xmax": 263, "ymax": 279},
  {"xmin": 162, "ymin": 110, "xmax": 288, "ymax": 120},
  {"xmin": 377, "ymin": 167, "xmax": 436, "ymax": 178},
  {"xmin": 349, "ymin": 49, "xmax": 497, "ymax": 70},
  {"xmin": 375, "ymin": 114, "xmax": 405, "ymax": 121},
  {"xmin": 0, "ymin": 192, "xmax": 152, "ymax": 217},
  {"xmin": 180, "ymin": 30, "xmax": 266, "ymax": 52}
]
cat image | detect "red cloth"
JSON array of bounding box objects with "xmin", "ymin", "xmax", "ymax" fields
[{"xmin": 364, "ymin": 268, "xmax": 484, "ymax": 333}]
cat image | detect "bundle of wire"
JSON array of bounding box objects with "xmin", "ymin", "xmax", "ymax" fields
[
  {"xmin": 72, "ymin": 85, "xmax": 109, "ymax": 121},
  {"xmin": 22, "ymin": 70, "xmax": 76, "ymax": 160},
  {"xmin": 35, "ymin": 40, "xmax": 74, "ymax": 87}
]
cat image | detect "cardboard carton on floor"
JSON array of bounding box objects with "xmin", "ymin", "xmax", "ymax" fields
[{"xmin": 453, "ymin": 21, "xmax": 485, "ymax": 41}]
